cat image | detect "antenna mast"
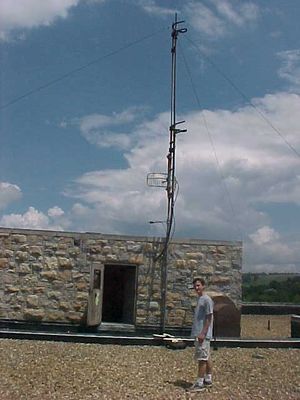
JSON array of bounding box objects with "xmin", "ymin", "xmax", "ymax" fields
[
  {"xmin": 166, "ymin": 13, "xmax": 187, "ymax": 244},
  {"xmin": 146, "ymin": 14, "xmax": 186, "ymax": 332},
  {"xmin": 161, "ymin": 14, "xmax": 187, "ymax": 332}
]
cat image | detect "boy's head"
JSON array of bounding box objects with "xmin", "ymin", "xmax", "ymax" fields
[
  {"xmin": 192, "ymin": 277, "xmax": 205, "ymax": 286},
  {"xmin": 192, "ymin": 277, "xmax": 206, "ymax": 296}
]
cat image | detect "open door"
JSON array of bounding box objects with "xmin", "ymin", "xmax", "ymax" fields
[
  {"xmin": 87, "ymin": 263, "xmax": 104, "ymax": 327},
  {"xmin": 102, "ymin": 264, "xmax": 137, "ymax": 324}
]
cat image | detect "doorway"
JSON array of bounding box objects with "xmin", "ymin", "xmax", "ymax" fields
[{"xmin": 102, "ymin": 264, "xmax": 137, "ymax": 324}]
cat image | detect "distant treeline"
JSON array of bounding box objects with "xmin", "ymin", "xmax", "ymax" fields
[{"xmin": 242, "ymin": 273, "xmax": 300, "ymax": 304}]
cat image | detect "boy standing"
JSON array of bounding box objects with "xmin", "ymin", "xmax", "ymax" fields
[{"xmin": 189, "ymin": 277, "xmax": 214, "ymax": 392}]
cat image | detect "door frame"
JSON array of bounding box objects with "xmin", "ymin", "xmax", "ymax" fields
[{"xmin": 87, "ymin": 262, "xmax": 104, "ymax": 327}]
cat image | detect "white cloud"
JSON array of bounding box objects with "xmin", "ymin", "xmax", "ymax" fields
[
  {"xmin": 76, "ymin": 107, "xmax": 147, "ymax": 150},
  {"xmin": 0, "ymin": 184, "xmax": 69, "ymax": 230},
  {"xmin": 249, "ymin": 225, "xmax": 279, "ymax": 245},
  {"xmin": 185, "ymin": 2, "xmax": 225, "ymax": 39},
  {"xmin": 211, "ymin": 0, "xmax": 259, "ymax": 26},
  {"xmin": 184, "ymin": 0, "xmax": 259, "ymax": 40},
  {"xmin": 0, "ymin": 182, "xmax": 22, "ymax": 210},
  {"xmin": 136, "ymin": 0, "xmax": 176, "ymax": 16},
  {"xmin": 0, "ymin": 206, "xmax": 49, "ymax": 229},
  {"xmin": 48, "ymin": 206, "xmax": 65, "ymax": 218},
  {"xmin": 64, "ymin": 92, "xmax": 300, "ymax": 272},
  {"xmin": 246, "ymin": 226, "xmax": 300, "ymax": 273},
  {"xmin": 0, "ymin": 206, "xmax": 68, "ymax": 231},
  {"xmin": 0, "ymin": 0, "xmax": 105, "ymax": 41},
  {"xmin": 277, "ymin": 50, "xmax": 300, "ymax": 92}
]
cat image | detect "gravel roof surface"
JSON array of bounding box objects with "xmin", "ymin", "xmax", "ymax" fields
[
  {"xmin": 0, "ymin": 315, "xmax": 299, "ymax": 399},
  {"xmin": 241, "ymin": 315, "xmax": 291, "ymax": 338}
]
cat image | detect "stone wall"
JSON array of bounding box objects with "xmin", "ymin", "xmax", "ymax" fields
[
  {"xmin": 164, "ymin": 241, "xmax": 242, "ymax": 328},
  {"xmin": 0, "ymin": 230, "xmax": 89, "ymax": 324},
  {"xmin": 0, "ymin": 227, "xmax": 242, "ymax": 329}
]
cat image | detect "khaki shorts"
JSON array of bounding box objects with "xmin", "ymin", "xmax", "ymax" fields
[{"xmin": 194, "ymin": 339, "xmax": 211, "ymax": 361}]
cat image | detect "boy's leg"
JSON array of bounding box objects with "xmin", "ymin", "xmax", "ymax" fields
[
  {"xmin": 188, "ymin": 341, "xmax": 208, "ymax": 391},
  {"xmin": 187, "ymin": 361, "xmax": 206, "ymax": 392},
  {"xmin": 198, "ymin": 360, "xmax": 207, "ymax": 379},
  {"xmin": 204, "ymin": 357, "xmax": 213, "ymax": 385},
  {"xmin": 206, "ymin": 357, "xmax": 212, "ymax": 375}
]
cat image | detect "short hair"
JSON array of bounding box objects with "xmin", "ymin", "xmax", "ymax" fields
[{"xmin": 192, "ymin": 277, "xmax": 206, "ymax": 286}]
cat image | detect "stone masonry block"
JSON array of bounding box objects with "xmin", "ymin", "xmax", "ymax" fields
[
  {"xmin": 47, "ymin": 311, "xmax": 65, "ymax": 321},
  {"xmin": 128, "ymin": 254, "xmax": 144, "ymax": 265},
  {"xmin": 12, "ymin": 235, "xmax": 27, "ymax": 243},
  {"xmin": 18, "ymin": 264, "xmax": 31, "ymax": 274},
  {"xmin": 5, "ymin": 286, "xmax": 20, "ymax": 293},
  {"xmin": 48, "ymin": 291, "xmax": 62, "ymax": 300},
  {"xmin": 41, "ymin": 271, "xmax": 58, "ymax": 281},
  {"xmin": 15, "ymin": 251, "xmax": 29, "ymax": 262},
  {"xmin": 24, "ymin": 309, "xmax": 45, "ymax": 321},
  {"xmin": 59, "ymin": 301, "xmax": 71, "ymax": 311},
  {"xmin": 217, "ymin": 260, "xmax": 231, "ymax": 270},
  {"xmin": 211, "ymin": 276, "xmax": 231, "ymax": 285},
  {"xmin": 186, "ymin": 252, "xmax": 204, "ymax": 259},
  {"xmin": 29, "ymin": 246, "xmax": 43, "ymax": 257},
  {"xmin": 149, "ymin": 301, "xmax": 160, "ymax": 311},
  {"xmin": 175, "ymin": 260, "xmax": 186, "ymax": 269},
  {"xmin": 66, "ymin": 312, "xmax": 82, "ymax": 323},
  {"xmin": 44, "ymin": 256, "xmax": 58, "ymax": 269},
  {"xmin": 26, "ymin": 295, "xmax": 39, "ymax": 308},
  {"xmin": 0, "ymin": 258, "xmax": 9, "ymax": 269},
  {"xmin": 58, "ymin": 257, "xmax": 73, "ymax": 269}
]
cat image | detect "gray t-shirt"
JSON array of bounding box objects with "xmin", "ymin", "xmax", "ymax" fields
[{"xmin": 191, "ymin": 294, "xmax": 214, "ymax": 339}]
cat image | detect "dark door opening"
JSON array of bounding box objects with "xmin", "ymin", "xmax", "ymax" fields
[{"xmin": 102, "ymin": 264, "xmax": 137, "ymax": 324}]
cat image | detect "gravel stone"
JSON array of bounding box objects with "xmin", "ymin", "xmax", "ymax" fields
[{"xmin": 0, "ymin": 316, "xmax": 299, "ymax": 399}]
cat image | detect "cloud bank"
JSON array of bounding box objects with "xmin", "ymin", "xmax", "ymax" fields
[
  {"xmin": 0, "ymin": 206, "xmax": 68, "ymax": 231},
  {"xmin": 0, "ymin": 182, "xmax": 22, "ymax": 210},
  {"xmin": 63, "ymin": 91, "xmax": 300, "ymax": 271},
  {"xmin": 277, "ymin": 50, "xmax": 300, "ymax": 92},
  {"xmin": 1, "ymin": 92, "xmax": 300, "ymax": 272},
  {"xmin": 0, "ymin": 0, "xmax": 105, "ymax": 40},
  {"xmin": 185, "ymin": 0, "xmax": 259, "ymax": 40}
]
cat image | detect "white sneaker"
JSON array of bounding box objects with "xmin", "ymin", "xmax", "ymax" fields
[{"xmin": 188, "ymin": 382, "xmax": 205, "ymax": 392}]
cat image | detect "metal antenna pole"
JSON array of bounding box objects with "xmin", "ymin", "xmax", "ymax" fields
[{"xmin": 161, "ymin": 14, "xmax": 187, "ymax": 333}]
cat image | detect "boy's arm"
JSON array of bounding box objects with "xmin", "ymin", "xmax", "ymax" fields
[{"xmin": 197, "ymin": 313, "xmax": 213, "ymax": 343}]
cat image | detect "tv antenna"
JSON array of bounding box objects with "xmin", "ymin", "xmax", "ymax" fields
[{"xmin": 147, "ymin": 14, "xmax": 187, "ymax": 332}]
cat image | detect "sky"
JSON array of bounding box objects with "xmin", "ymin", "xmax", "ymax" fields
[{"xmin": 1, "ymin": 0, "xmax": 300, "ymax": 273}]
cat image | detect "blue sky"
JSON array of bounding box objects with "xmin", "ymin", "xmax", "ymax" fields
[{"xmin": 1, "ymin": 0, "xmax": 300, "ymax": 272}]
